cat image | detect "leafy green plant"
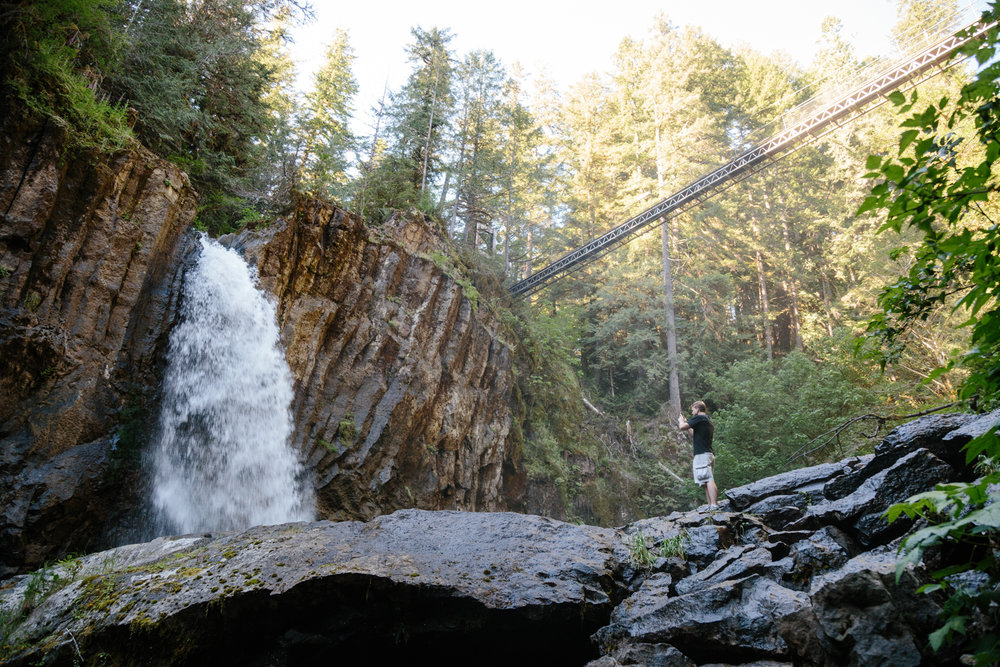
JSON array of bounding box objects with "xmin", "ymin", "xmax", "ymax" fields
[
  {"xmin": 858, "ymin": 11, "xmax": 1000, "ymax": 412},
  {"xmin": 0, "ymin": 555, "xmax": 84, "ymax": 658},
  {"xmin": 22, "ymin": 291, "xmax": 41, "ymax": 312},
  {"xmin": 886, "ymin": 429, "xmax": 1000, "ymax": 663},
  {"xmin": 337, "ymin": 413, "xmax": 358, "ymax": 446},
  {"xmin": 2, "ymin": 0, "xmax": 133, "ymax": 153},
  {"xmin": 869, "ymin": 5, "xmax": 1000, "ymax": 663},
  {"xmin": 625, "ymin": 530, "xmax": 657, "ymax": 568},
  {"xmin": 659, "ymin": 532, "xmax": 686, "ymax": 559}
]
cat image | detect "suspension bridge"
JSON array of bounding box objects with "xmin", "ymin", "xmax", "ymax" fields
[{"xmin": 510, "ymin": 13, "xmax": 991, "ymax": 298}]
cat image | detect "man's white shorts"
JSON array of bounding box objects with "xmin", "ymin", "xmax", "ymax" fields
[{"xmin": 693, "ymin": 452, "xmax": 715, "ymax": 486}]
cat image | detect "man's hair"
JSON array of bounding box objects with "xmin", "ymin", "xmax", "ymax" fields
[{"xmin": 691, "ymin": 401, "xmax": 707, "ymax": 413}]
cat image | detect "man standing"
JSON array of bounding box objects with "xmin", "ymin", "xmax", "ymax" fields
[{"xmin": 679, "ymin": 401, "xmax": 719, "ymax": 509}]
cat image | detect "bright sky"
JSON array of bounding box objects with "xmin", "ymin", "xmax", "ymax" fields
[{"xmin": 290, "ymin": 0, "xmax": 984, "ymax": 132}]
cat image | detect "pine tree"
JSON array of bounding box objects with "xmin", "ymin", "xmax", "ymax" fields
[
  {"xmin": 108, "ymin": 0, "xmax": 303, "ymax": 233},
  {"xmin": 298, "ymin": 29, "xmax": 358, "ymax": 202},
  {"xmin": 448, "ymin": 50, "xmax": 507, "ymax": 249},
  {"xmin": 384, "ymin": 26, "xmax": 455, "ymax": 208},
  {"xmin": 252, "ymin": 5, "xmax": 300, "ymax": 209}
]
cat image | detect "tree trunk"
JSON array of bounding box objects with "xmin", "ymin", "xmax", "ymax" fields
[
  {"xmin": 755, "ymin": 244, "xmax": 773, "ymax": 360},
  {"xmin": 438, "ymin": 170, "xmax": 451, "ymax": 224},
  {"xmin": 420, "ymin": 65, "xmax": 440, "ymax": 199},
  {"xmin": 504, "ymin": 202, "xmax": 511, "ymax": 273},
  {"xmin": 653, "ymin": 104, "xmax": 682, "ymax": 424},
  {"xmin": 662, "ymin": 221, "xmax": 682, "ymax": 421},
  {"xmin": 777, "ymin": 206, "xmax": 803, "ymax": 351},
  {"xmin": 452, "ymin": 97, "xmax": 471, "ymax": 238},
  {"xmin": 747, "ymin": 193, "xmax": 773, "ymax": 359},
  {"xmin": 525, "ymin": 227, "xmax": 533, "ymax": 278},
  {"xmin": 764, "ymin": 195, "xmax": 803, "ymax": 352},
  {"xmin": 820, "ymin": 267, "xmax": 835, "ymax": 336}
]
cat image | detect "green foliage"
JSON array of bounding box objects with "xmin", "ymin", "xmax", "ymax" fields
[
  {"xmin": 114, "ymin": 397, "xmax": 148, "ymax": 468},
  {"xmin": 383, "ymin": 26, "xmax": 454, "ymax": 200},
  {"xmin": 0, "ymin": 555, "xmax": 82, "ymax": 659},
  {"xmin": 858, "ymin": 10, "xmax": 1000, "ymax": 411},
  {"xmin": 22, "ymin": 291, "xmax": 41, "ymax": 312},
  {"xmin": 337, "ymin": 413, "xmax": 357, "ymax": 447},
  {"xmin": 419, "ymin": 249, "xmax": 480, "ymax": 310},
  {"xmin": 107, "ymin": 0, "xmax": 302, "ymax": 234},
  {"xmin": 297, "ymin": 29, "xmax": 358, "ymax": 201},
  {"xmin": 706, "ymin": 349, "xmax": 879, "ymax": 490},
  {"xmin": 625, "ymin": 529, "xmax": 687, "ymax": 568},
  {"xmin": 658, "ymin": 532, "xmax": 687, "ymax": 559},
  {"xmin": 887, "ymin": 431, "xmax": 1000, "ymax": 664},
  {"xmin": 1, "ymin": 0, "xmax": 132, "ymax": 152},
  {"xmin": 625, "ymin": 530, "xmax": 658, "ymax": 568},
  {"xmin": 869, "ymin": 6, "xmax": 1000, "ymax": 662}
]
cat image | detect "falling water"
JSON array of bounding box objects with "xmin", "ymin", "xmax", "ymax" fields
[{"xmin": 150, "ymin": 236, "xmax": 314, "ymax": 534}]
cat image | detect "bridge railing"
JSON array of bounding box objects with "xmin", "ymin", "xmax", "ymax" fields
[{"xmin": 510, "ymin": 19, "xmax": 991, "ymax": 298}]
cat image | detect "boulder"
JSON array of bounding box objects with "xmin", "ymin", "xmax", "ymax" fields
[
  {"xmin": 941, "ymin": 408, "xmax": 1000, "ymax": 445},
  {"xmin": 743, "ymin": 493, "xmax": 810, "ymax": 529},
  {"xmin": 725, "ymin": 458, "xmax": 869, "ymax": 511},
  {"xmin": 594, "ymin": 574, "xmax": 814, "ymax": 664},
  {"xmin": 792, "ymin": 448, "xmax": 953, "ymax": 547},
  {"xmin": 808, "ymin": 547, "xmax": 947, "ymax": 666},
  {"xmin": 587, "ymin": 641, "xmax": 696, "ymax": 666},
  {"xmin": 824, "ymin": 411, "xmax": 984, "ymax": 501},
  {"xmin": 0, "ymin": 510, "xmax": 618, "ymax": 666},
  {"xmin": 783, "ymin": 526, "xmax": 854, "ymax": 589}
]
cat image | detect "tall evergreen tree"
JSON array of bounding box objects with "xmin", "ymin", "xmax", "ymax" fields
[
  {"xmin": 108, "ymin": 0, "xmax": 303, "ymax": 232},
  {"xmin": 298, "ymin": 29, "xmax": 358, "ymax": 202},
  {"xmin": 447, "ymin": 50, "xmax": 507, "ymax": 248},
  {"xmin": 385, "ymin": 26, "xmax": 455, "ymax": 207},
  {"xmin": 252, "ymin": 5, "xmax": 300, "ymax": 209}
]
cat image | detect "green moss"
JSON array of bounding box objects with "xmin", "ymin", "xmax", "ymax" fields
[
  {"xmin": 76, "ymin": 571, "xmax": 122, "ymax": 614},
  {"xmin": 22, "ymin": 291, "xmax": 41, "ymax": 312},
  {"xmin": 337, "ymin": 413, "xmax": 358, "ymax": 448}
]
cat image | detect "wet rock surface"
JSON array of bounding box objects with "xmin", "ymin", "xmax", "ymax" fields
[
  {"xmin": 0, "ymin": 109, "xmax": 197, "ymax": 576},
  {"xmin": 2, "ymin": 412, "xmax": 996, "ymax": 665},
  {"xmin": 0, "ymin": 511, "xmax": 620, "ymax": 666}
]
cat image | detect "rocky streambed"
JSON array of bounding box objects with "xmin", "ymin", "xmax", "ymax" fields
[{"xmin": 1, "ymin": 411, "xmax": 997, "ymax": 666}]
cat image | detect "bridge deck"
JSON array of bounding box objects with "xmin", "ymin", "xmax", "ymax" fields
[{"xmin": 510, "ymin": 21, "xmax": 988, "ymax": 297}]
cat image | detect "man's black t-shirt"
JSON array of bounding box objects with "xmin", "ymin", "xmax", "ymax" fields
[{"xmin": 687, "ymin": 413, "xmax": 714, "ymax": 455}]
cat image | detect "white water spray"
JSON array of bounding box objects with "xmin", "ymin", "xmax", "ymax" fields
[{"xmin": 151, "ymin": 236, "xmax": 314, "ymax": 534}]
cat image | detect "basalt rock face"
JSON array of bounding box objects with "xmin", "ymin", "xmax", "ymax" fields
[
  {"xmin": 592, "ymin": 410, "xmax": 998, "ymax": 666},
  {"xmin": 230, "ymin": 201, "xmax": 515, "ymax": 521},
  {"xmin": 0, "ymin": 110, "xmax": 197, "ymax": 577},
  {"xmin": 2, "ymin": 412, "xmax": 995, "ymax": 666}
]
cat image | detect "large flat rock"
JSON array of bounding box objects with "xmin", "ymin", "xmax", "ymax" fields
[{"xmin": 0, "ymin": 510, "xmax": 620, "ymax": 665}]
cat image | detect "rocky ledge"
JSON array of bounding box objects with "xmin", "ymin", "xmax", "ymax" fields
[{"xmin": 1, "ymin": 410, "xmax": 997, "ymax": 666}]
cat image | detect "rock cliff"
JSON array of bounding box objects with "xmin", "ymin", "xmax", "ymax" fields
[
  {"xmin": 229, "ymin": 201, "xmax": 515, "ymax": 521},
  {"xmin": 2, "ymin": 411, "xmax": 995, "ymax": 665},
  {"xmin": 0, "ymin": 110, "xmax": 197, "ymax": 577},
  {"xmin": 0, "ymin": 108, "xmax": 516, "ymax": 575}
]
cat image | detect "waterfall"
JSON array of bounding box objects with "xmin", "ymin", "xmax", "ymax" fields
[{"xmin": 150, "ymin": 235, "xmax": 314, "ymax": 534}]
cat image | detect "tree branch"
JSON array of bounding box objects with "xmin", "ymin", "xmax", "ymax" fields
[{"xmin": 785, "ymin": 401, "xmax": 964, "ymax": 464}]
